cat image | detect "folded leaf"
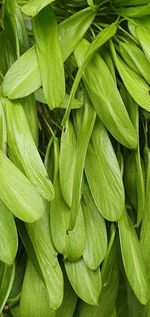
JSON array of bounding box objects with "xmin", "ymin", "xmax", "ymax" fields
[
  {"xmin": 118, "ymin": 41, "xmax": 150, "ymax": 84},
  {"xmin": 74, "ymin": 39, "xmax": 137, "ymax": 148},
  {"xmin": 69, "ymin": 92, "xmax": 96, "ymax": 229},
  {"xmin": 35, "ymin": 88, "xmax": 83, "ymax": 109},
  {"xmin": 110, "ymin": 40, "xmax": 150, "ymax": 112},
  {"xmin": 33, "ymin": 6, "xmax": 65, "ymax": 108},
  {"xmin": 118, "ymin": 210, "xmax": 150, "ymax": 304},
  {"xmin": 82, "ymin": 181, "xmax": 107, "ymax": 270},
  {"xmin": 56, "ymin": 267, "xmax": 78, "ymax": 317},
  {"xmin": 0, "ymin": 99, "xmax": 7, "ymax": 154},
  {"xmin": 50, "ymin": 175, "xmax": 86, "ymax": 260},
  {"xmin": 85, "ymin": 118, "xmax": 125, "ymax": 221},
  {"xmin": 0, "ymin": 200, "xmax": 18, "ymax": 264},
  {"xmin": 65, "ymin": 257, "xmax": 102, "ymax": 305},
  {"xmin": 63, "ymin": 22, "xmax": 117, "ymax": 124},
  {"xmin": 26, "ymin": 210, "xmax": 64, "ymax": 310},
  {"xmin": 135, "ymin": 17, "xmax": 150, "ymax": 62},
  {"xmin": 3, "ymin": 7, "xmax": 95, "ymax": 99},
  {"xmin": 58, "ymin": 7, "xmax": 96, "ymax": 62},
  {"xmin": 140, "ymin": 147, "xmax": 150, "ymax": 281},
  {"xmin": 22, "ymin": 0, "xmax": 55, "ymax": 17},
  {"xmin": 115, "ymin": 3, "xmax": 150, "ymax": 17},
  {"xmin": 0, "ymin": 262, "xmax": 15, "ymax": 313},
  {"xmin": 3, "ymin": 46, "xmax": 41, "ymax": 99},
  {"xmin": 20, "ymin": 260, "xmax": 55, "ymax": 317},
  {"xmin": 59, "ymin": 119, "xmax": 77, "ymax": 207},
  {"xmin": 3, "ymin": 98, "xmax": 54, "ymax": 201},
  {"xmin": 78, "ymin": 225, "xmax": 118, "ymax": 317},
  {"xmin": 0, "ymin": 150, "xmax": 45, "ymax": 222}
]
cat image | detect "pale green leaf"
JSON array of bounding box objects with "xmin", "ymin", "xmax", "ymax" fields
[
  {"xmin": 35, "ymin": 88, "xmax": 83, "ymax": 109},
  {"xmin": 0, "ymin": 263, "xmax": 15, "ymax": 313},
  {"xmin": 22, "ymin": 0, "xmax": 55, "ymax": 17},
  {"xmin": 3, "ymin": 7, "xmax": 95, "ymax": 99},
  {"xmin": 20, "ymin": 260, "xmax": 55, "ymax": 317},
  {"xmin": 59, "ymin": 119, "xmax": 76, "ymax": 207},
  {"xmin": 0, "ymin": 150, "xmax": 45, "ymax": 223},
  {"xmin": 118, "ymin": 41, "xmax": 150, "ymax": 84},
  {"xmin": 78, "ymin": 225, "xmax": 118, "ymax": 317},
  {"xmin": 74, "ymin": 39, "xmax": 137, "ymax": 148},
  {"xmin": 65, "ymin": 257, "xmax": 102, "ymax": 305},
  {"xmin": 69, "ymin": 92, "xmax": 96, "ymax": 229},
  {"xmin": 56, "ymin": 267, "xmax": 77, "ymax": 317},
  {"xmin": 110, "ymin": 40, "xmax": 150, "ymax": 112},
  {"xmin": 26, "ymin": 210, "xmax": 64, "ymax": 310},
  {"xmin": 82, "ymin": 181, "xmax": 107, "ymax": 270},
  {"xmin": 85, "ymin": 118, "xmax": 125, "ymax": 221},
  {"xmin": 0, "ymin": 200, "xmax": 18, "ymax": 265},
  {"xmin": 118, "ymin": 210, "xmax": 150, "ymax": 304},
  {"xmin": 33, "ymin": 6, "xmax": 65, "ymax": 108},
  {"xmin": 3, "ymin": 98, "xmax": 54, "ymax": 201}
]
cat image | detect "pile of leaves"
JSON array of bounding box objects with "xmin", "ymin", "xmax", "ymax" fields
[{"xmin": 0, "ymin": 0, "xmax": 150, "ymax": 316}]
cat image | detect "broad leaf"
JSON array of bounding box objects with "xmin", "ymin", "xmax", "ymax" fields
[
  {"xmin": 85, "ymin": 118, "xmax": 125, "ymax": 221},
  {"xmin": 0, "ymin": 200, "xmax": 18, "ymax": 264},
  {"xmin": 65, "ymin": 257, "xmax": 102, "ymax": 305},
  {"xmin": 82, "ymin": 181, "xmax": 107, "ymax": 270},
  {"xmin": 33, "ymin": 6, "xmax": 65, "ymax": 108},
  {"xmin": 74, "ymin": 39, "xmax": 137, "ymax": 148},
  {"xmin": 0, "ymin": 150, "xmax": 45, "ymax": 223},
  {"xmin": 26, "ymin": 210, "xmax": 64, "ymax": 310},
  {"xmin": 110, "ymin": 40, "xmax": 150, "ymax": 112},
  {"xmin": 3, "ymin": 98, "xmax": 54, "ymax": 201},
  {"xmin": 118, "ymin": 210, "xmax": 150, "ymax": 304},
  {"xmin": 20, "ymin": 260, "xmax": 55, "ymax": 317},
  {"xmin": 22, "ymin": 0, "xmax": 56, "ymax": 17},
  {"xmin": 0, "ymin": 262, "xmax": 15, "ymax": 313}
]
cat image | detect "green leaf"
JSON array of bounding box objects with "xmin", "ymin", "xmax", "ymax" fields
[
  {"xmin": 3, "ymin": 46, "xmax": 41, "ymax": 99},
  {"xmin": 50, "ymin": 175, "xmax": 86, "ymax": 260},
  {"xmin": 113, "ymin": 0, "xmax": 149, "ymax": 6},
  {"xmin": 3, "ymin": 98, "xmax": 54, "ymax": 201},
  {"xmin": 51, "ymin": 139, "xmax": 86, "ymax": 260},
  {"xmin": 140, "ymin": 147, "xmax": 150, "ymax": 280},
  {"xmin": 135, "ymin": 17, "xmax": 150, "ymax": 62},
  {"xmin": 0, "ymin": 99, "xmax": 7, "ymax": 154},
  {"xmin": 82, "ymin": 181, "xmax": 107, "ymax": 270},
  {"xmin": 0, "ymin": 200, "xmax": 18, "ymax": 265},
  {"xmin": 21, "ymin": 95, "xmax": 38, "ymax": 147},
  {"xmin": 65, "ymin": 257, "xmax": 102, "ymax": 305},
  {"xmin": 0, "ymin": 149, "xmax": 45, "ymax": 223},
  {"xmin": 85, "ymin": 118, "xmax": 125, "ymax": 221},
  {"xmin": 69, "ymin": 92, "xmax": 96, "ymax": 230},
  {"xmin": 56, "ymin": 267, "xmax": 78, "ymax": 317},
  {"xmin": 26, "ymin": 210, "xmax": 64, "ymax": 310},
  {"xmin": 78, "ymin": 225, "xmax": 118, "ymax": 317},
  {"xmin": 74, "ymin": 39, "xmax": 137, "ymax": 148},
  {"xmin": 3, "ymin": 0, "xmax": 29, "ymax": 64},
  {"xmin": 20, "ymin": 260, "xmax": 55, "ymax": 317},
  {"xmin": 118, "ymin": 209, "xmax": 150, "ymax": 304},
  {"xmin": 62, "ymin": 22, "xmax": 117, "ymax": 125},
  {"xmin": 58, "ymin": 7, "xmax": 96, "ymax": 62},
  {"xmin": 3, "ymin": 7, "xmax": 95, "ymax": 99},
  {"xmin": 59, "ymin": 119, "xmax": 77, "ymax": 207},
  {"xmin": 22, "ymin": 0, "xmax": 56, "ymax": 17},
  {"xmin": 115, "ymin": 3, "xmax": 150, "ymax": 17},
  {"xmin": 118, "ymin": 41, "xmax": 150, "ymax": 84},
  {"xmin": 110, "ymin": 40, "xmax": 150, "ymax": 112},
  {"xmin": 35, "ymin": 88, "xmax": 83, "ymax": 109},
  {"xmin": 0, "ymin": 262, "xmax": 15, "ymax": 313},
  {"xmin": 33, "ymin": 6, "xmax": 65, "ymax": 108}
]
